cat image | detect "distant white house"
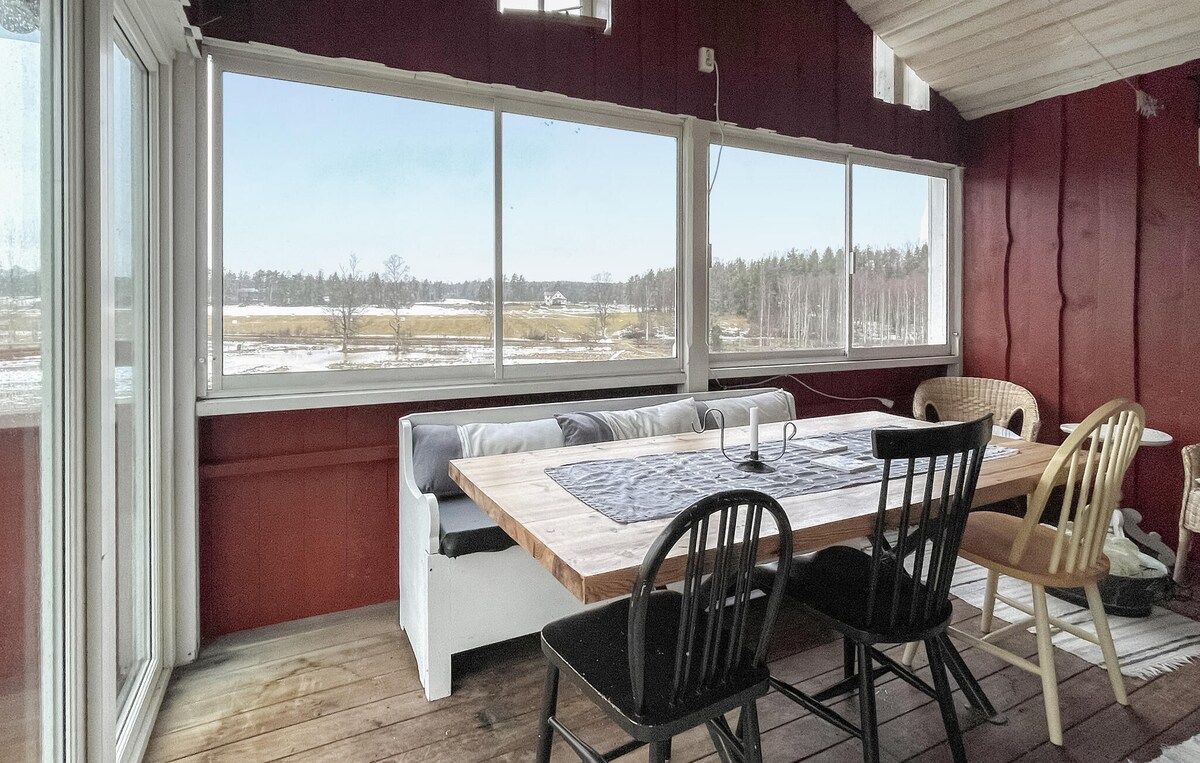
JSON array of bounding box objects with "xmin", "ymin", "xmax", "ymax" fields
[{"xmin": 543, "ymin": 290, "xmax": 567, "ymax": 306}]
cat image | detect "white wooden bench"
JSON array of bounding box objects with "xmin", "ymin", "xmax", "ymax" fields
[{"xmin": 398, "ymin": 388, "xmax": 796, "ymax": 699}]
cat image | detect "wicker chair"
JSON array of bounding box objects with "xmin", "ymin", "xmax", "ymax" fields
[
  {"xmin": 1175, "ymin": 444, "xmax": 1200, "ymax": 584},
  {"xmin": 913, "ymin": 376, "xmax": 1041, "ymax": 443}
]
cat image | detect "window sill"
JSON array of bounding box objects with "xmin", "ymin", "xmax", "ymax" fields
[
  {"xmin": 710, "ymin": 354, "xmax": 957, "ymax": 380},
  {"xmin": 195, "ymin": 368, "xmax": 686, "ymax": 416}
]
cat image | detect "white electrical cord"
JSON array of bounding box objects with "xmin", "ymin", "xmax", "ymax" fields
[
  {"xmin": 714, "ymin": 374, "xmax": 896, "ymax": 410},
  {"xmin": 708, "ymin": 59, "xmax": 725, "ymax": 194}
]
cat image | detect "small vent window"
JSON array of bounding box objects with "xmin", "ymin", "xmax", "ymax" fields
[
  {"xmin": 873, "ymin": 34, "xmax": 930, "ymax": 111},
  {"xmin": 499, "ymin": 0, "xmax": 612, "ymax": 33}
]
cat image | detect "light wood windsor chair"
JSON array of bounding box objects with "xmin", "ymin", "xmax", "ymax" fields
[{"xmin": 948, "ymin": 399, "xmax": 1145, "ymax": 746}]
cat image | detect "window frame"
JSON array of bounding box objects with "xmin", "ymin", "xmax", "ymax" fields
[
  {"xmin": 196, "ymin": 40, "xmax": 961, "ymax": 415},
  {"xmin": 705, "ymin": 126, "xmax": 957, "ymax": 372},
  {"xmin": 205, "ymin": 47, "xmax": 688, "ymax": 398}
]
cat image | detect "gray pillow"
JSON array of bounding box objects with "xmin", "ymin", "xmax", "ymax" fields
[
  {"xmin": 555, "ymin": 412, "xmax": 616, "ymax": 446},
  {"xmin": 411, "ymin": 424, "xmax": 464, "ymax": 498}
]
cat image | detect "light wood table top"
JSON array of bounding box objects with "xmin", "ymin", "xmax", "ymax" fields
[{"xmin": 449, "ymin": 411, "xmax": 1059, "ymax": 604}]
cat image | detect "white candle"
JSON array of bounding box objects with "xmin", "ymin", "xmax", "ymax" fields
[{"xmin": 749, "ymin": 405, "xmax": 760, "ymax": 453}]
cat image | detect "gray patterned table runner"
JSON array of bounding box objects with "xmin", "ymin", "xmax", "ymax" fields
[{"xmin": 544, "ymin": 427, "xmax": 1016, "ymax": 524}]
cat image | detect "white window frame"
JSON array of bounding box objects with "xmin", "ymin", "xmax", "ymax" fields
[
  {"xmin": 704, "ymin": 125, "xmax": 958, "ymax": 374},
  {"xmin": 204, "ymin": 44, "xmax": 688, "ymax": 400},
  {"xmin": 194, "ymin": 40, "xmax": 960, "ymax": 415}
]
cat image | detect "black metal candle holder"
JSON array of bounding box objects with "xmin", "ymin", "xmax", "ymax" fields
[{"xmin": 693, "ymin": 409, "xmax": 797, "ymax": 474}]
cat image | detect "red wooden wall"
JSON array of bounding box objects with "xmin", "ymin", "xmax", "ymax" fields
[
  {"xmin": 187, "ymin": 0, "xmax": 963, "ymax": 165},
  {"xmin": 198, "ymin": 367, "xmax": 940, "ymax": 640},
  {"xmin": 190, "ymin": 0, "xmax": 967, "ymax": 638},
  {"xmin": 0, "ymin": 426, "xmax": 40, "ymax": 698},
  {"xmin": 962, "ymin": 59, "xmax": 1200, "ymax": 557}
]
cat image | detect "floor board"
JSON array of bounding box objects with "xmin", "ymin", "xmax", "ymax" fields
[{"xmin": 147, "ymin": 594, "xmax": 1200, "ymax": 763}]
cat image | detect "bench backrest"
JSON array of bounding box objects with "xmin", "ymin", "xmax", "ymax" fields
[{"xmin": 401, "ymin": 388, "xmax": 792, "ymax": 428}]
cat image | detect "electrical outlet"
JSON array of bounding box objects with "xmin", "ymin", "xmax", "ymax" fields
[{"xmin": 698, "ymin": 47, "xmax": 715, "ymax": 74}]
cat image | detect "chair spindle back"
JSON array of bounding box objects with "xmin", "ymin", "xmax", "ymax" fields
[
  {"xmin": 1015, "ymin": 399, "xmax": 1145, "ymax": 575},
  {"xmin": 627, "ymin": 490, "xmax": 792, "ymax": 713},
  {"xmin": 865, "ymin": 417, "xmax": 993, "ymax": 633}
]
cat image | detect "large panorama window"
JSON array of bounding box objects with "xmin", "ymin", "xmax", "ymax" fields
[
  {"xmin": 213, "ymin": 67, "xmax": 680, "ymax": 390},
  {"xmin": 708, "ymin": 141, "xmax": 949, "ymax": 363},
  {"xmin": 207, "ymin": 54, "xmax": 956, "ymax": 400}
]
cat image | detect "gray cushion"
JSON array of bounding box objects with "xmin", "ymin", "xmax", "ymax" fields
[
  {"xmin": 437, "ymin": 495, "xmax": 517, "ymax": 558},
  {"xmin": 411, "ymin": 424, "xmax": 464, "ymax": 498},
  {"xmin": 555, "ymin": 412, "xmax": 615, "ymax": 446}
]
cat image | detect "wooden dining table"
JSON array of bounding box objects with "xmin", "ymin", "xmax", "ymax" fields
[{"xmin": 449, "ymin": 410, "xmax": 1061, "ymax": 605}]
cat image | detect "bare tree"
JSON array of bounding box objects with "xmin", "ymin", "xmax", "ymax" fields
[
  {"xmin": 382, "ymin": 254, "xmax": 411, "ymax": 355},
  {"xmin": 591, "ymin": 271, "xmax": 615, "ymax": 338},
  {"xmin": 324, "ymin": 254, "xmax": 367, "ymax": 353}
]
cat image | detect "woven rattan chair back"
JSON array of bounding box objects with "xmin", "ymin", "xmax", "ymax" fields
[
  {"xmin": 913, "ymin": 376, "xmax": 1041, "ymax": 442},
  {"xmin": 1013, "ymin": 399, "xmax": 1145, "ymax": 576},
  {"xmin": 628, "ymin": 490, "xmax": 792, "ymax": 714},
  {"xmin": 865, "ymin": 417, "xmax": 993, "ymax": 635}
]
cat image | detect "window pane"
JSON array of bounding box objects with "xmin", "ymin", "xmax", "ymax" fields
[
  {"xmin": 501, "ymin": 114, "xmax": 676, "ymax": 365},
  {"xmin": 0, "ymin": 14, "xmax": 46, "ymax": 760},
  {"xmin": 851, "ymin": 165, "xmax": 947, "ymax": 348},
  {"xmin": 708, "ymin": 145, "xmax": 846, "ymax": 353},
  {"xmin": 220, "ymin": 74, "xmax": 494, "ymax": 375},
  {"xmin": 112, "ymin": 37, "xmax": 151, "ymax": 713}
]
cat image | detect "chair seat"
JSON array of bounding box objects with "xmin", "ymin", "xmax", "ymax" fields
[
  {"xmin": 437, "ymin": 495, "xmax": 517, "ymax": 558},
  {"xmin": 540, "ymin": 590, "xmax": 769, "ymax": 733},
  {"xmin": 772, "ymin": 545, "xmax": 950, "ymax": 644},
  {"xmin": 959, "ymin": 511, "xmax": 1110, "ymax": 588}
]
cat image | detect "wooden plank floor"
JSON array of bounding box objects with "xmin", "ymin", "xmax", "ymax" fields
[{"xmin": 146, "ymin": 592, "xmax": 1200, "ymax": 763}]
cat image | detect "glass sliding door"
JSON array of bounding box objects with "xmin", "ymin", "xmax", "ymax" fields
[
  {"xmin": 110, "ymin": 25, "xmax": 157, "ymax": 747},
  {"xmin": 0, "ymin": 2, "xmax": 49, "ymax": 758}
]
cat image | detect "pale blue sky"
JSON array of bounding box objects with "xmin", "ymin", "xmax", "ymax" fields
[{"xmin": 222, "ymin": 73, "xmax": 933, "ymax": 283}]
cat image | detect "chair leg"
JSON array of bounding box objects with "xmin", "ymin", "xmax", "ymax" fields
[
  {"xmin": 1032, "ymin": 584, "xmax": 1063, "ymax": 746},
  {"xmin": 925, "ymin": 638, "xmax": 967, "ymax": 763},
  {"xmin": 980, "ymin": 569, "xmax": 1000, "ymax": 633},
  {"xmin": 1084, "ymin": 582, "xmax": 1128, "ymax": 706},
  {"xmin": 900, "ymin": 641, "xmax": 919, "ymax": 667},
  {"xmin": 536, "ymin": 664, "xmax": 559, "ymax": 763},
  {"xmin": 1175, "ymin": 527, "xmax": 1193, "ymax": 585},
  {"xmin": 844, "ymin": 636, "xmax": 856, "ymax": 679},
  {"xmin": 741, "ymin": 702, "xmax": 763, "ymax": 763},
  {"xmin": 856, "ymin": 642, "xmax": 881, "ymax": 763},
  {"xmin": 649, "ymin": 741, "xmax": 670, "ymax": 763}
]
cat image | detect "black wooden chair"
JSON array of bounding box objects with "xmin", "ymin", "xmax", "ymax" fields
[
  {"xmin": 760, "ymin": 417, "xmax": 993, "ymax": 763},
  {"xmin": 536, "ymin": 489, "xmax": 794, "ymax": 763}
]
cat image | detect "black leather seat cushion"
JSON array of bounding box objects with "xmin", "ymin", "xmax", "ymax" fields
[
  {"xmin": 437, "ymin": 495, "xmax": 517, "ymax": 558},
  {"xmin": 784, "ymin": 545, "xmax": 948, "ymax": 639},
  {"xmin": 541, "ymin": 591, "xmax": 769, "ymax": 727}
]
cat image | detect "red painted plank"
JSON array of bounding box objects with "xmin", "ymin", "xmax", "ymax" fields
[
  {"xmin": 1131, "ymin": 63, "xmax": 1200, "ymax": 543},
  {"xmin": 961, "ymin": 113, "xmax": 1012, "ymax": 382},
  {"xmin": 1005, "ymin": 98, "xmax": 1064, "ymax": 437},
  {"xmin": 1058, "ymin": 81, "xmax": 1140, "ymax": 424},
  {"xmin": 795, "ymin": 0, "xmax": 838, "ymax": 143},
  {"xmin": 593, "ymin": 0, "xmax": 642, "ymax": 108}
]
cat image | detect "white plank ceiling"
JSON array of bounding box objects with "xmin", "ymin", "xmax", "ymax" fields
[{"xmin": 845, "ymin": 0, "xmax": 1200, "ymax": 119}]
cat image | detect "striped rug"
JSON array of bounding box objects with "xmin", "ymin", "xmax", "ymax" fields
[
  {"xmin": 1140, "ymin": 736, "xmax": 1200, "ymax": 762},
  {"xmin": 950, "ymin": 558, "xmax": 1200, "ymax": 680}
]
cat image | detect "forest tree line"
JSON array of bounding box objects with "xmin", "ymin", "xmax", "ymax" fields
[{"xmin": 219, "ymin": 242, "xmax": 935, "ymax": 349}]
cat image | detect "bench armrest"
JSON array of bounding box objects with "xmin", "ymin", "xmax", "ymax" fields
[{"xmin": 400, "ymin": 419, "xmax": 440, "ymax": 554}]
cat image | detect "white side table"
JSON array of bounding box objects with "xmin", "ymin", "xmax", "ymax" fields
[{"xmin": 1059, "ymin": 422, "xmax": 1174, "ymax": 447}]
